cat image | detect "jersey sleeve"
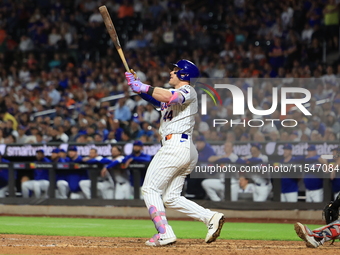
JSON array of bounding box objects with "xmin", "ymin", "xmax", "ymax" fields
[
  {"xmin": 106, "ymin": 156, "xmax": 124, "ymax": 169},
  {"xmin": 173, "ymin": 85, "xmax": 195, "ymax": 105}
]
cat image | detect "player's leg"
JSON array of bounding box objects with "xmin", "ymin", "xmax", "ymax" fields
[
  {"xmin": 162, "ymin": 172, "xmax": 223, "ymax": 243},
  {"xmin": 32, "ymin": 181, "xmax": 42, "ymax": 198},
  {"xmin": 231, "ymin": 177, "xmax": 239, "ymax": 201},
  {"xmin": 285, "ymin": 191, "xmax": 298, "ymax": 202},
  {"xmin": 305, "ymin": 189, "xmax": 312, "ymax": 202},
  {"xmin": 295, "ymin": 220, "xmax": 340, "ymax": 248},
  {"xmin": 161, "ymin": 144, "xmax": 224, "ymax": 243},
  {"xmin": 39, "ymin": 180, "xmax": 50, "ymax": 198},
  {"xmin": 114, "ymin": 183, "xmax": 124, "ymax": 200},
  {"xmin": 307, "ymin": 189, "xmax": 323, "ymax": 203},
  {"xmin": 0, "ymin": 186, "xmax": 8, "ymax": 197},
  {"xmin": 115, "ymin": 182, "xmax": 130, "ymax": 199},
  {"xmin": 142, "ymin": 146, "xmax": 180, "ymax": 245},
  {"xmin": 313, "ymin": 188, "xmax": 323, "ymax": 203},
  {"xmin": 281, "ymin": 193, "xmax": 287, "ymax": 202},
  {"xmin": 253, "ymin": 185, "xmax": 267, "ymax": 201},
  {"xmin": 56, "ymin": 180, "xmax": 69, "ymax": 199},
  {"xmin": 201, "ymin": 179, "xmax": 223, "ymax": 202},
  {"xmin": 99, "ymin": 181, "xmax": 114, "ymax": 199},
  {"xmin": 122, "ymin": 183, "xmax": 131, "ymax": 199},
  {"xmin": 163, "ymin": 173, "xmax": 216, "ymax": 223},
  {"xmin": 253, "ymin": 183, "xmax": 272, "ymax": 201},
  {"xmin": 70, "ymin": 192, "xmax": 85, "ymax": 199},
  {"xmin": 252, "ymin": 176, "xmax": 272, "ymax": 201},
  {"xmin": 21, "ymin": 180, "xmax": 34, "ymax": 198},
  {"xmin": 79, "ymin": 180, "xmax": 91, "ymax": 199}
]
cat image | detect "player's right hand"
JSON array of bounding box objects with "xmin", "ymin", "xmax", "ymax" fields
[{"xmin": 125, "ymin": 72, "xmax": 136, "ymax": 85}]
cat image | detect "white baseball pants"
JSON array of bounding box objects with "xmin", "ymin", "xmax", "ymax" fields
[
  {"xmin": 281, "ymin": 192, "xmax": 298, "ymax": 202},
  {"xmin": 79, "ymin": 180, "xmax": 115, "ymax": 199},
  {"xmin": 21, "ymin": 180, "xmax": 49, "ymax": 198},
  {"xmin": 201, "ymin": 178, "xmax": 239, "ymax": 201},
  {"xmin": 253, "ymin": 183, "xmax": 272, "ymax": 202},
  {"xmin": 0, "ymin": 186, "xmax": 8, "ymax": 198},
  {"xmin": 142, "ymin": 135, "xmax": 216, "ymax": 238},
  {"xmin": 306, "ymin": 188, "xmax": 323, "ymax": 202},
  {"xmin": 115, "ymin": 182, "xmax": 131, "ymax": 199}
]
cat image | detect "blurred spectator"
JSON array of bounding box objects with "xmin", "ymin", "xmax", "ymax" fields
[
  {"xmin": 201, "ymin": 141, "xmax": 239, "ymax": 202},
  {"xmin": 239, "ymin": 143, "xmax": 272, "ymax": 202},
  {"xmin": 280, "ymin": 144, "xmax": 300, "ymax": 202},
  {"xmin": 56, "ymin": 145, "xmax": 87, "ymax": 199},
  {"xmin": 122, "ymin": 140, "xmax": 151, "ymax": 198},
  {"xmin": 0, "ymin": 0, "xmax": 337, "ymax": 147},
  {"xmin": 118, "ymin": 0, "xmax": 134, "ymax": 19},
  {"xmin": 114, "ymin": 98, "xmax": 131, "ymax": 122},
  {"xmin": 323, "ymin": 0, "xmax": 339, "ymax": 50},
  {"xmin": 297, "ymin": 120, "xmax": 311, "ymax": 140},
  {"xmin": 186, "ymin": 135, "xmax": 215, "ymax": 199},
  {"xmin": 311, "ymin": 116, "xmax": 326, "ymax": 136},
  {"xmin": 100, "ymin": 145, "xmax": 130, "ymax": 199},
  {"xmin": 303, "ymin": 145, "xmax": 328, "ymax": 202},
  {"xmin": 79, "ymin": 148, "xmax": 114, "ymax": 199},
  {"xmin": 19, "ymin": 35, "xmax": 34, "ymax": 52},
  {"xmin": 238, "ymin": 177, "xmax": 256, "ymax": 201},
  {"xmin": 21, "ymin": 149, "xmax": 51, "ymax": 198},
  {"xmin": 0, "ymin": 153, "xmax": 11, "ymax": 198},
  {"xmin": 143, "ymin": 104, "xmax": 160, "ymax": 124}
]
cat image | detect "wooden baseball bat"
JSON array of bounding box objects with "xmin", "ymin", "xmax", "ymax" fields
[{"xmin": 99, "ymin": 5, "xmax": 132, "ymax": 73}]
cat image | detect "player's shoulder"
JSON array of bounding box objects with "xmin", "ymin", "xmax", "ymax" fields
[{"xmin": 177, "ymin": 85, "xmax": 196, "ymax": 95}]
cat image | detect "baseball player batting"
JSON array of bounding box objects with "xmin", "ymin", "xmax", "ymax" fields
[{"xmin": 125, "ymin": 59, "xmax": 225, "ymax": 246}]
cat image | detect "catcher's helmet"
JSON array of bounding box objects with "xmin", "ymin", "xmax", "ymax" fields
[{"xmin": 170, "ymin": 59, "xmax": 200, "ymax": 82}]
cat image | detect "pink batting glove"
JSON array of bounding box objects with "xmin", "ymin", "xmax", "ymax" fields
[
  {"xmin": 129, "ymin": 80, "xmax": 150, "ymax": 94},
  {"xmin": 125, "ymin": 72, "xmax": 136, "ymax": 85}
]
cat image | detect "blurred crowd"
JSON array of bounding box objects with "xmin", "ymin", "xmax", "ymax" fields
[{"xmin": 0, "ymin": 0, "xmax": 339, "ymax": 145}]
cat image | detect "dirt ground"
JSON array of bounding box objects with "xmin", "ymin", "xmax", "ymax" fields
[{"xmin": 0, "ymin": 234, "xmax": 339, "ymax": 255}]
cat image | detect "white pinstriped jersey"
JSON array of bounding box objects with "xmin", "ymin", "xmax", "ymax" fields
[{"xmin": 158, "ymin": 85, "xmax": 197, "ymax": 137}]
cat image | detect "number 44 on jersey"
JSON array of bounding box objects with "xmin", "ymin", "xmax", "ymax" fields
[{"xmin": 163, "ymin": 110, "xmax": 173, "ymax": 121}]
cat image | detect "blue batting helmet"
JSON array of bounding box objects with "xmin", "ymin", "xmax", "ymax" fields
[{"xmin": 170, "ymin": 59, "xmax": 200, "ymax": 82}]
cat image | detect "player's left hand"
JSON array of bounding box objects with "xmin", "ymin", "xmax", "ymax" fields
[{"xmin": 129, "ymin": 80, "xmax": 150, "ymax": 94}]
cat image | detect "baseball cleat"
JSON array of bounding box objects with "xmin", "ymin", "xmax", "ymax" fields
[
  {"xmin": 294, "ymin": 222, "xmax": 321, "ymax": 248},
  {"xmin": 205, "ymin": 212, "xmax": 225, "ymax": 243},
  {"xmin": 145, "ymin": 233, "xmax": 177, "ymax": 247}
]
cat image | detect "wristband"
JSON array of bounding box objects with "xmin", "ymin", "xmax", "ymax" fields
[{"xmin": 147, "ymin": 86, "xmax": 155, "ymax": 96}]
